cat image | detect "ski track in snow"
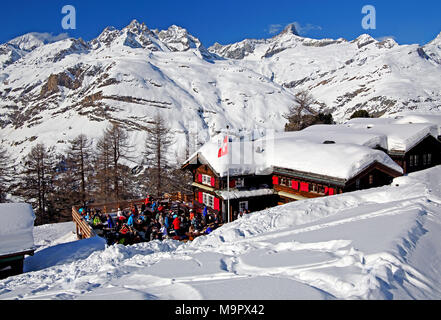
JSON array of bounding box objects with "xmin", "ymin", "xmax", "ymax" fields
[{"xmin": 2, "ymin": 167, "xmax": 441, "ymax": 299}]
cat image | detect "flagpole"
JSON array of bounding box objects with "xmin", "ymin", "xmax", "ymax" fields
[{"xmin": 227, "ymin": 163, "xmax": 230, "ymax": 223}]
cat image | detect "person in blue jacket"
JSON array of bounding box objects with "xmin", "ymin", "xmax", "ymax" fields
[
  {"xmin": 164, "ymin": 214, "xmax": 170, "ymax": 229},
  {"xmin": 106, "ymin": 214, "xmax": 115, "ymax": 229},
  {"xmin": 127, "ymin": 213, "xmax": 134, "ymax": 227},
  {"xmin": 202, "ymin": 206, "xmax": 208, "ymax": 225}
]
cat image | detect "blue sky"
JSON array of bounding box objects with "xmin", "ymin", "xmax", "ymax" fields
[{"xmin": 1, "ymin": 0, "xmax": 440, "ymax": 46}]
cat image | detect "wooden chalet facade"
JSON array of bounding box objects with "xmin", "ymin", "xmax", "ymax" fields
[
  {"xmin": 272, "ymin": 161, "xmax": 402, "ymax": 205},
  {"xmin": 186, "ymin": 162, "xmax": 277, "ymax": 222},
  {"xmin": 387, "ymin": 134, "xmax": 441, "ymax": 174},
  {"xmin": 0, "ymin": 249, "xmax": 35, "ymax": 279},
  {"xmin": 182, "ymin": 143, "xmax": 403, "ymax": 220}
]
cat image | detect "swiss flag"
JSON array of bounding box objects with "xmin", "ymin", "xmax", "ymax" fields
[{"xmin": 218, "ymin": 136, "xmax": 229, "ymax": 158}]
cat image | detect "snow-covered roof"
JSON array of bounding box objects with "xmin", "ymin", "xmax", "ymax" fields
[
  {"xmin": 267, "ymin": 137, "xmax": 403, "ymax": 180},
  {"xmin": 345, "ymin": 120, "xmax": 438, "ymax": 152},
  {"xmin": 389, "ymin": 112, "xmax": 441, "ymax": 135},
  {"xmin": 298, "ymin": 125, "xmax": 388, "ymax": 149},
  {"xmin": 184, "ymin": 132, "xmax": 403, "ymax": 180},
  {"xmin": 0, "ymin": 203, "xmax": 35, "ymax": 256}
]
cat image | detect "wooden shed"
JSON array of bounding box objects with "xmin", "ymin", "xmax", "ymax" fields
[{"xmin": 0, "ymin": 203, "xmax": 36, "ymax": 279}]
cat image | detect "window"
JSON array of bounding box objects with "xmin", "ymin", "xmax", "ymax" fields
[
  {"xmin": 414, "ymin": 154, "xmax": 419, "ymax": 166},
  {"xmin": 369, "ymin": 175, "xmax": 374, "ymax": 185},
  {"xmin": 409, "ymin": 155, "xmax": 414, "ymax": 167},
  {"xmin": 236, "ymin": 178, "xmax": 245, "ymax": 188},
  {"xmin": 202, "ymin": 174, "xmax": 212, "ymax": 186},
  {"xmin": 202, "ymin": 193, "xmax": 214, "ymax": 208},
  {"xmin": 239, "ymin": 201, "xmax": 249, "ymax": 212},
  {"xmin": 356, "ymin": 179, "xmax": 360, "ymax": 190},
  {"xmin": 280, "ymin": 177, "xmax": 289, "ymax": 186},
  {"xmin": 311, "ymin": 184, "xmax": 318, "ymax": 193},
  {"xmin": 423, "ymin": 153, "xmax": 432, "ymax": 166}
]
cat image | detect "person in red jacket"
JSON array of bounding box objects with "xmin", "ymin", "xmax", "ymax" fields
[{"xmin": 172, "ymin": 214, "xmax": 181, "ymax": 237}]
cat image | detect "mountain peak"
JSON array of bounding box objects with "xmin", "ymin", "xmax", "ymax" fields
[
  {"xmin": 352, "ymin": 34, "xmax": 377, "ymax": 48},
  {"xmin": 123, "ymin": 19, "xmax": 150, "ymax": 34},
  {"xmin": 8, "ymin": 32, "xmax": 69, "ymax": 51},
  {"xmin": 277, "ymin": 23, "xmax": 300, "ymax": 37},
  {"xmin": 429, "ymin": 31, "xmax": 441, "ymax": 45}
]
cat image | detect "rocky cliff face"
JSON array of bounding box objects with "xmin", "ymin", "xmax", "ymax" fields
[{"xmin": 0, "ymin": 21, "xmax": 440, "ymax": 167}]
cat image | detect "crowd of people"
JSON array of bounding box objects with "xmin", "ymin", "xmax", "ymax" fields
[{"xmin": 78, "ymin": 196, "xmax": 223, "ymax": 246}]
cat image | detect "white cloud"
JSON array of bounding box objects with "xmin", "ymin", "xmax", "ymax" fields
[
  {"xmin": 268, "ymin": 24, "xmax": 283, "ymax": 35},
  {"xmin": 376, "ymin": 35, "xmax": 397, "ymax": 42},
  {"xmin": 266, "ymin": 22, "xmax": 322, "ymax": 36},
  {"xmin": 292, "ymin": 22, "xmax": 322, "ymax": 35}
]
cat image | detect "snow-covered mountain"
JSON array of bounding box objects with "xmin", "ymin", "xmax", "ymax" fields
[
  {"xmin": 0, "ymin": 32, "xmax": 69, "ymax": 68},
  {"xmin": 0, "ymin": 20, "xmax": 440, "ymax": 167},
  {"xmin": 209, "ymin": 25, "xmax": 441, "ymax": 120}
]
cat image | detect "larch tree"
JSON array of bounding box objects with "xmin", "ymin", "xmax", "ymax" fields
[
  {"xmin": 284, "ymin": 90, "xmax": 316, "ymax": 131},
  {"xmin": 94, "ymin": 134, "xmax": 112, "ymax": 202},
  {"xmin": 0, "ymin": 144, "xmax": 11, "ymax": 203},
  {"xmin": 95, "ymin": 122, "xmax": 135, "ymax": 202},
  {"xmin": 65, "ymin": 134, "xmax": 93, "ymax": 206},
  {"xmin": 284, "ymin": 90, "xmax": 334, "ymax": 131},
  {"xmin": 18, "ymin": 143, "xmax": 57, "ymax": 225},
  {"xmin": 143, "ymin": 113, "xmax": 174, "ymax": 197}
]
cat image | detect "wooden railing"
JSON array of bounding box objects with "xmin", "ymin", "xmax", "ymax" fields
[{"xmin": 72, "ymin": 206, "xmax": 96, "ymax": 239}]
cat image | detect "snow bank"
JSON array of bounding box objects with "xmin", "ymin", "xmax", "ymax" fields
[
  {"xmin": 0, "ymin": 203, "xmax": 35, "ymax": 256},
  {"xmin": 24, "ymin": 236, "xmax": 107, "ymax": 273}
]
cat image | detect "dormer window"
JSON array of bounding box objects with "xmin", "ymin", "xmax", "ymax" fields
[{"xmin": 236, "ymin": 178, "xmax": 245, "ymax": 188}]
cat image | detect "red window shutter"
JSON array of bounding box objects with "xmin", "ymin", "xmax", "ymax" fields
[
  {"xmin": 272, "ymin": 176, "xmax": 279, "ymax": 185},
  {"xmin": 198, "ymin": 174, "xmax": 202, "ymax": 183},
  {"xmin": 324, "ymin": 187, "xmax": 329, "ymax": 195},
  {"xmin": 211, "ymin": 177, "xmax": 215, "ymax": 187},
  {"xmin": 300, "ymin": 182, "xmax": 309, "ymax": 192},
  {"xmin": 291, "ymin": 180, "xmax": 299, "ymax": 190},
  {"xmin": 328, "ymin": 188, "xmax": 335, "ymax": 195},
  {"xmin": 198, "ymin": 192, "xmax": 203, "ymax": 203},
  {"xmin": 229, "ymin": 179, "xmax": 236, "ymax": 188},
  {"xmin": 214, "ymin": 198, "xmax": 220, "ymax": 211}
]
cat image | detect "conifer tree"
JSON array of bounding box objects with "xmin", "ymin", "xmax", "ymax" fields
[
  {"xmin": 94, "ymin": 122, "xmax": 134, "ymax": 202},
  {"xmin": 284, "ymin": 90, "xmax": 316, "ymax": 131},
  {"xmin": 18, "ymin": 143, "xmax": 57, "ymax": 225},
  {"xmin": 144, "ymin": 113, "xmax": 174, "ymax": 197},
  {"xmin": 66, "ymin": 134, "xmax": 93, "ymax": 206},
  {"xmin": 0, "ymin": 144, "xmax": 11, "ymax": 203}
]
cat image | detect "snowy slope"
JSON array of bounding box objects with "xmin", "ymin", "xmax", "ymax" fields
[
  {"xmin": 0, "ymin": 21, "xmax": 440, "ymax": 169},
  {"xmin": 1, "ymin": 165, "xmax": 441, "ymax": 300}
]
